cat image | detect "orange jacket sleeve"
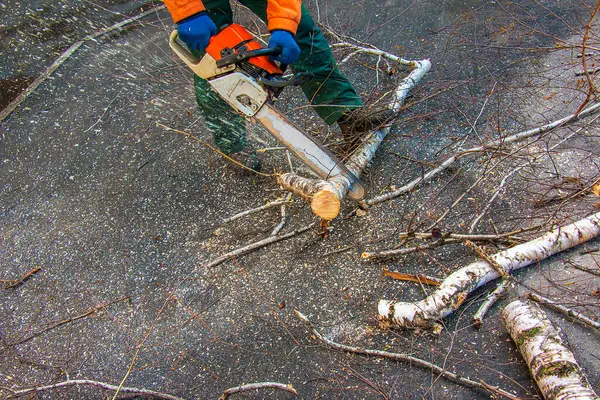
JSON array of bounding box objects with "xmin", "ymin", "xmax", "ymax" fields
[
  {"xmin": 164, "ymin": 0, "xmax": 302, "ymax": 33},
  {"xmin": 266, "ymin": 0, "xmax": 302, "ymax": 34},
  {"xmin": 163, "ymin": 0, "xmax": 205, "ymax": 23}
]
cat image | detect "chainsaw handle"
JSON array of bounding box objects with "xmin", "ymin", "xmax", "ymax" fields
[
  {"xmin": 216, "ymin": 47, "xmax": 282, "ymax": 68},
  {"xmin": 258, "ymin": 72, "xmax": 313, "ymax": 88},
  {"xmin": 169, "ymin": 30, "xmax": 202, "ymax": 69},
  {"xmin": 169, "ymin": 30, "xmax": 235, "ymax": 79}
]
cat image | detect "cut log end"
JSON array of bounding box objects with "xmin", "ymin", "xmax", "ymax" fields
[{"xmin": 311, "ymin": 190, "xmax": 341, "ymax": 221}]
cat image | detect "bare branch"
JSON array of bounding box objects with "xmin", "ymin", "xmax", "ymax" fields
[
  {"xmin": 364, "ymin": 102, "xmax": 600, "ymax": 208},
  {"xmin": 203, "ymin": 223, "xmax": 316, "ymax": 269},
  {"xmin": 2, "ymin": 379, "xmax": 185, "ymax": 400},
  {"xmin": 2, "ymin": 266, "xmax": 41, "ymax": 290},
  {"xmin": 4, "ymin": 296, "xmax": 130, "ymax": 348},
  {"xmin": 472, "ymin": 280, "xmax": 512, "ymax": 328},
  {"xmin": 270, "ymin": 194, "xmax": 292, "ymax": 236},
  {"xmin": 379, "ymin": 212, "xmax": 600, "ymax": 330},
  {"xmin": 294, "ymin": 310, "xmax": 520, "ymax": 400},
  {"xmin": 219, "ymin": 382, "xmax": 297, "ymax": 399},
  {"xmin": 526, "ymin": 292, "xmax": 600, "ymax": 331},
  {"xmin": 222, "ymin": 199, "xmax": 292, "ymax": 224}
]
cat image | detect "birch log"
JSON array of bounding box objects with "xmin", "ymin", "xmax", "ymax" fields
[
  {"xmin": 391, "ymin": 59, "xmax": 431, "ymax": 111},
  {"xmin": 378, "ymin": 212, "xmax": 600, "ymax": 330},
  {"xmin": 277, "ymin": 60, "xmax": 431, "ymax": 220},
  {"xmin": 502, "ymin": 300, "xmax": 599, "ymax": 400},
  {"xmin": 276, "ymin": 174, "xmax": 343, "ymax": 220},
  {"xmin": 277, "ymin": 129, "xmax": 388, "ymax": 220}
]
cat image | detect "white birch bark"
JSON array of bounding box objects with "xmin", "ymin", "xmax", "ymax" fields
[
  {"xmin": 378, "ymin": 212, "xmax": 600, "ymax": 330},
  {"xmin": 502, "ymin": 300, "xmax": 599, "ymax": 400},
  {"xmin": 278, "ymin": 60, "xmax": 431, "ymax": 219},
  {"xmin": 277, "ymin": 129, "xmax": 389, "ymax": 220},
  {"xmin": 391, "ymin": 59, "xmax": 431, "ymax": 111},
  {"xmin": 276, "ymin": 173, "xmax": 343, "ymax": 220}
]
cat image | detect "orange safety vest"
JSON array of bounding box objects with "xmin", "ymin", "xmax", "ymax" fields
[{"xmin": 163, "ymin": 0, "xmax": 301, "ymax": 33}]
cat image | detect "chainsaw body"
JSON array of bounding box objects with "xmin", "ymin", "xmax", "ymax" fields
[
  {"xmin": 169, "ymin": 24, "xmax": 366, "ymax": 200},
  {"xmin": 170, "ymin": 25, "xmax": 296, "ymax": 116}
]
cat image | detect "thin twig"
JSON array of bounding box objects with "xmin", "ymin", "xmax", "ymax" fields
[
  {"xmin": 222, "ymin": 199, "xmax": 291, "ymax": 224},
  {"xmin": 580, "ymin": 247, "xmax": 600, "ymax": 255},
  {"xmin": 158, "ymin": 283, "xmax": 235, "ymax": 347},
  {"xmin": 1, "ymin": 379, "xmax": 185, "ymax": 400},
  {"xmin": 464, "ymin": 240, "xmax": 508, "ymax": 277},
  {"xmin": 219, "ymin": 382, "xmax": 297, "ymax": 399},
  {"xmin": 270, "ymin": 193, "xmax": 292, "ymax": 236},
  {"xmin": 382, "ymin": 268, "xmax": 441, "ymax": 286},
  {"xmin": 363, "ymin": 101, "xmax": 600, "ymax": 208},
  {"xmin": 569, "ymin": 263, "xmax": 600, "ymax": 277},
  {"xmin": 256, "ymin": 146, "xmax": 286, "ymax": 153},
  {"xmin": 362, "ymin": 226, "xmax": 539, "ymax": 262},
  {"xmin": 526, "ymin": 292, "xmax": 600, "ymax": 331},
  {"xmin": 332, "ymin": 43, "xmax": 415, "ymax": 66},
  {"xmin": 203, "ymin": 223, "xmax": 315, "ymax": 269},
  {"xmin": 4, "ymin": 296, "xmax": 130, "ymax": 347},
  {"xmin": 401, "ymin": 227, "xmax": 537, "ymax": 241},
  {"xmin": 157, "ymin": 123, "xmax": 275, "ymax": 177},
  {"xmin": 2, "ymin": 266, "xmax": 41, "ymax": 289},
  {"xmin": 112, "ymin": 296, "xmax": 172, "ymax": 399},
  {"xmin": 362, "ymin": 238, "xmax": 458, "ymax": 261},
  {"xmin": 84, "ymin": 89, "xmax": 123, "ymax": 133},
  {"xmin": 469, "ymin": 166, "xmax": 523, "ymax": 232},
  {"xmin": 294, "ymin": 310, "xmax": 520, "ymax": 400},
  {"xmin": 574, "ymin": 0, "xmax": 600, "ymax": 114},
  {"xmin": 322, "ymin": 243, "xmax": 360, "ymax": 256},
  {"xmin": 575, "ymin": 67, "xmax": 600, "ymax": 76},
  {"xmin": 465, "ymin": 240, "xmax": 513, "ymax": 326}
]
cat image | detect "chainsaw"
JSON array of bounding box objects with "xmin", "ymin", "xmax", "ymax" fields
[{"xmin": 169, "ymin": 24, "xmax": 365, "ymax": 200}]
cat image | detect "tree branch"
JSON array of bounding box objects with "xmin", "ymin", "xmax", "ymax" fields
[
  {"xmin": 2, "ymin": 379, "xmax": 184, "ymax": 400},
  {"xmin": 219, "ymin": 382, "xmax": 297, "ymax": 399},
  {"xmin": 203, "ymin": 223, "xmax": 315, "ymax": 269},
  {"xmin": 378, "ymin": 212, "xmax": 600, "ymax": 330},
  {"xmin": 294, "ymin": 310, "xmax": 520, "ymax": 400}
]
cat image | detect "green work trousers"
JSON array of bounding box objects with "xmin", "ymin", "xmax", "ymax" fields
[{"xmin": 193, "ymin": 0, "xmax": 363, "ymax": 154}]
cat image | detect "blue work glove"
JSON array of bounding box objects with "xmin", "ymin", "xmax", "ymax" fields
[
  {"xmin": 268, "ymin": 30, "xmax": 301, "ymax": 65},
  {"xmin": 177, "ymin": 12, "xmax": 217, "ymax": 52}
]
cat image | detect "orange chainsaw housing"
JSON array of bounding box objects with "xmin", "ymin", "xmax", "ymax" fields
[{"xmin": 205, "ymin": 24, "xmax": 283, "ymax": 75}]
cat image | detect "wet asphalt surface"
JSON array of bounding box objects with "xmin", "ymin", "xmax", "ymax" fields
[{"xmin": 1, "ymin": 0, "xmax": 600, "ymax": 399}]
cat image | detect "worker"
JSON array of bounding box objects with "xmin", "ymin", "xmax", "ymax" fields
[{"xmin": 164, "ymin": 0, "xmax": 392, "ymax": 170}]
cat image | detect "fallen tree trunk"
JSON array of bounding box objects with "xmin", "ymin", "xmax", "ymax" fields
[
  {"xmin": 277, "ymin": 60, "xmax": 431, "ymax": 220},
  {"xmin": 378, "ymin": 212, "xmax": 600, "ymax": 331},
  {"xmin": 502, "ymin": 300, "xmax": 599, "ymax": 400}
]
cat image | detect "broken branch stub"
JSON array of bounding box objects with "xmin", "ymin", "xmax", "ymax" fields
[
  {"xmin": 378, "ymin": 212, "xmax": 600, "ymax": 330},
  {"xmin": 502, "ymin": 300, "xmax": 599, "ymax": 400}
]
